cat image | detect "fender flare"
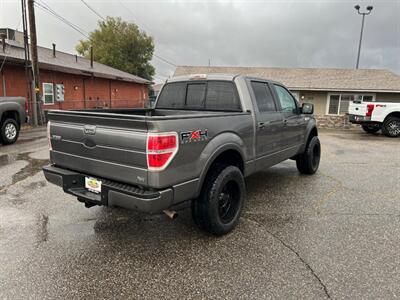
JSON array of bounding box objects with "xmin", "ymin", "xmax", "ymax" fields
[
  {"xmin": 299, "ymin": 121, "xmax": 318, "ymax": 153},
  {"xmin": 0, "ymin": 103, "xmax": 23, "ymax": 125},
  {"xmin": 194, "ymin": 133, "xmax": 246, "ymax": 198}
]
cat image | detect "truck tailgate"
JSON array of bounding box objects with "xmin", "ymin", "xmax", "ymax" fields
[
  {"xmin": 348, "ymin": 101, "xmax": 367, "ymax": 116},
  {"xmin": 48, "ymin": 111, "xmax": 149, "ymax": 186}
]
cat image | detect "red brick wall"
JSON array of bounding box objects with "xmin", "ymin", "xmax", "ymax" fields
[
  {"xmin": 0, "ymin": 65, "xmax": 30, "ymax": 100},
  {"xmin": 0, "ymin": 64, "xmax": 147, "ymax": 111},
  {"xmin": 110, "ymin": 80, "xmax": 146, "ymax": 108}
]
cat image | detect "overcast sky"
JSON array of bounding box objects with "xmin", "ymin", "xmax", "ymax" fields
[{"xmin": 1, "ymin": 0, "xmax": 399, "ymax": 82}]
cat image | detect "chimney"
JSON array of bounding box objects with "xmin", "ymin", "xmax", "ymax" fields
[
  {"xmin": 1, "ymin": 34, "xmax": 5, "ymax": 53},
  {"xmin": 75, "ymin": 54, "xmax": 78, "ymax": 62},
  {"xmin": 52, "ymin": 43, "xmax": 56, "ymax": 57},
  {"xmin": 90, "ymin": 46, "xmax": 93, "ymax": 68}
]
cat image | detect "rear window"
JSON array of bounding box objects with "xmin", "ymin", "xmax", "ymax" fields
[
  {"xmin": 156, "ymin": 82, "xmax": 186, "ymax": 108},
  {"xmin": 156, "ymin": 80, "xmax": 241, "ymax": 111},
  {"xmin": 206, "ymin": 81, "xmax": 241, "ymax": 110},
  {"xmin": 186, "ymin": 83, "xmax": 206, "ymax": 108}
]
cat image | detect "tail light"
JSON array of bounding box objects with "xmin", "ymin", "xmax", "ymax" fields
[
  {"xmin": 147, "ymin": 132, "xmax": 178, "ymax": 171},
  {"xmin": 366, "ymin": 104, "xmax": 375, "ymax": 117},
  {"xmin": 47, "ymin": 121, "xmax": 52, "ymax": 150}
]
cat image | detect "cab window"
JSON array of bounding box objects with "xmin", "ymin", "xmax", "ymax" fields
[
  {"xmin": 274, "ymin": 85, "xmax": 298, "ymax": 113},
  {"xmin": 251, "ymin": 81, "xmax": 277, "ymax": 112}
]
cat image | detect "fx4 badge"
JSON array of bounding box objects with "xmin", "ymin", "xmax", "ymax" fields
[{"xmin": 180, "ymin": 129, "xmax": 208, "ymax": 144}]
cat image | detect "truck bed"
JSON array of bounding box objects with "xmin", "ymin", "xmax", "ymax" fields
[{"xmin": 47, "ymin": 108, "xmax": 251, "ymax": 188}]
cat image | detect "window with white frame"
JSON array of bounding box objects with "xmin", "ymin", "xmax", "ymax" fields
[
  {"xmin": 43, "ymin": 83, "xmax": 54, "ymax": 105},
  {"xmin": 327, "ymin": 93, "xmax": 375, "ymax": 115}
]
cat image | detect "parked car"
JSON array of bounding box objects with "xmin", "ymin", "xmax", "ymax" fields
[
  {"xmin": 0, "ymin": 97, "xmax": 27, "ymax": 145},
  {"xmin": 43, "ymin": 74, "xmax": 320, "ymax": 235},
  {"xmin": 349, "ymin": 101, "xmax": 400, "ymax": 137}
]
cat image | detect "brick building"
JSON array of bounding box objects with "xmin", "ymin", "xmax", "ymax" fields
[{"xmin": 0, "ymin": 28, "xmax": 150, "ymax": 115}]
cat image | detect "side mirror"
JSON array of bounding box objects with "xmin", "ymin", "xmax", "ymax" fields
[{"xmin": 302, "ymin": 103, "xmax": 314, "ymax": 114}]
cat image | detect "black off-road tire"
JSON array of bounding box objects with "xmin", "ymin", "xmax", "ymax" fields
[
  {"xmin": 381, "ymin": 117, "xmax": 400, "ymax": 138},
  {"xmin": 0, "ymin": 118, "xmax": 19, "ymax": 145},
  {"xmin": 296, "ymin": 136, "xmax": 321, "ymax": 175},
  {"xmin": 192, "ymin": 164, "xmax": 245, "ymax": 236},
  {"xmin": 361, "ymin": 124, "xmax": 381, "ymax": 134}
]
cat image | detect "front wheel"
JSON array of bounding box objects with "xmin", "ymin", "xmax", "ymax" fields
[
  {"xmin": 361, "ymin": 124, "xmax": 381, "ymax": 134},
  {"xmin": 192, "ymin": 164, "xmax": 245, "ymax": 236},
  {"xmin": 296, "ymin": 136, "xmax": 321, "ymax": 175},
  {"xmin": 0, "ymin": 118, "xmax": 19, "ymax": 145},
  {"xmin": 381, "ymin": 117, "xmax": 400, "ymax": 138}
]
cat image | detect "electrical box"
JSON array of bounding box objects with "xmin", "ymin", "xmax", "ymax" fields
[{"xmin": 55, "ymin": 84, "xmax": 65, "ymax": 102}]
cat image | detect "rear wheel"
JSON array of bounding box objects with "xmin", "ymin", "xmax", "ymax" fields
[
  {"xmin": 361, "ymin": 124, "xmax": 381, "ymax": 134},
  {"xmin": 192, "ymin": 164, "xmax": 245, "ymax": 236},
  {"xmin": 296, "ymin": 136, "xmax": 321, "ymax": 175},
  {"xmin": 0, "ymin": 118, "xmax": 19, "ymax": 145},
  {"xmin": 381, "ymin": 117, "xmax": 400, "ymax": 138}
]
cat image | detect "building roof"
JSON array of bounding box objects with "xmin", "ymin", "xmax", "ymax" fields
[
  {"xmin": 0, "ymin": 40, "xmax": 151, "ymax": 84},
  {"xmin": 174, "ymin": 66, "xmax": 400, "ymax": 93}
]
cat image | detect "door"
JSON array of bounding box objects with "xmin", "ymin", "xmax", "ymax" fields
[
  {"xmin": 249, "ymin": 80, "xmax": 284, "ymax": 169},
  {"xmin": 272, "ymin": 84, "xmax": 305, "ymax": 153}
]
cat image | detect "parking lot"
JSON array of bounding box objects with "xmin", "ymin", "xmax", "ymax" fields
[{"xmin": 0, "ymin": 127, "xmax": 399, "ymax": 299}]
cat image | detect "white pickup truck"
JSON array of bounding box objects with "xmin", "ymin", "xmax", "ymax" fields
[{"xmin": 348, "ymin": 101, "xmax": 400, "ymax": 137}]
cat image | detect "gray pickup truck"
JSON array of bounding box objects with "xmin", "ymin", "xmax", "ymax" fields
[
  {"xmin": 43, "ymin": 74, "xmax": 320, "ymax": 235},
  {"xmin": 0, "ymin": 97, "xmax": 27, "ymax": 145}
]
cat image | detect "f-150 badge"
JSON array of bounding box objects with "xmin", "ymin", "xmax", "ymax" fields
[
  {"xmin": 84, "ymin": 125, "xmax": 96, "ymax": 135},
  {"xmin": 180, "ymin": 130, "xmax": 208, "ymax": 144}
]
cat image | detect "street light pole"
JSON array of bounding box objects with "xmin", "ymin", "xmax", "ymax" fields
[{"xmin": 354, "ymin": 5, "xmax": 373, "ymax": 69}]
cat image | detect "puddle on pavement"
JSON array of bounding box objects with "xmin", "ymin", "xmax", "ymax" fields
[
  {"xmin": 0, "ymin": 152, "xmax": 49, "ymax": 192},
  {"xmin": 12, "ymin": 152, "xmax": 49, "ymax": 185},
  {"xmin": 0, "ymin": 153, "xmax": 18, "ymax": 167}
]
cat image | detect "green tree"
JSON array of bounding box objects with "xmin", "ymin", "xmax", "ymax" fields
[{"xmin": 76, "ymin": 17, "xmax": 155, "ymax": 80}]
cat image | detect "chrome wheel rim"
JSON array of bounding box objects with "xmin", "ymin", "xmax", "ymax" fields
[
  {"xmin": 5, "ymin": 123, "xmax": 17, "ymax": 140},
  {"xmin": 388, "ymin": 121, "xmax": 400, "ymax": 136}
]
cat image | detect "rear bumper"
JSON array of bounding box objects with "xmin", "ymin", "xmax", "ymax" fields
[
  {"xmin": 43, "ymin": 165, "xmax": 177, "ymax": 213},
  {"xmin": 348, "ymin": 114, "xmax": 371, "ymax": 124}
]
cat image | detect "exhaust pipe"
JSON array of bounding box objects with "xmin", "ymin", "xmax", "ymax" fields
[{"xmin": 163, "ymin": 209, "xmax": 178, "ymax": 220}]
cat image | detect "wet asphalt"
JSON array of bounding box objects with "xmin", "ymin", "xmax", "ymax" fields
[{"xmin": 0, "ymin": 127, "xmax": 399, "ymax": 299}]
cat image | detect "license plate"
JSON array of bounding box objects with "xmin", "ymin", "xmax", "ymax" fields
[{"xmin": 85, "ymin": 177, "xmax": 102, "ymax": 193}]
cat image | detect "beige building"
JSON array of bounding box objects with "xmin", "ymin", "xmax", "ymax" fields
[{"xmin": 174, "ymin": 66, "xmax": 400, "ymax": 128}]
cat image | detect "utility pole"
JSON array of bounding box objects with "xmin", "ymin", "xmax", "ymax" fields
[
  {"xmin": 21, "ymin": 0, "xmax": 32, "ymax": 123},
  {"xmin": 27, "ymin": 0, "xmax": 40, "ymax": 126},
  {"xmin": 354, "ymin": 5, "xmax": 373, "ymax": 69}
]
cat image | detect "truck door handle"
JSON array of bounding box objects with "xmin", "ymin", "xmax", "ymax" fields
[
  {"xmin": 283, "ymin": 119, "xmax": 288, "ymax": 126},
  {"xmin": 258, "ymin": 122, "xmax": 266, "ymax": 129}
]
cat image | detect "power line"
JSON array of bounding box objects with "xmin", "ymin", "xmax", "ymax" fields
[
  {"xmin": 153, "ymin": 54, "xmax": 176, "ymax": 67},
  {"xmin": 36, "ymin": 0, "xmax": 89, "ymax": 37},
  {"xmin": 116, "ymin": 0, "xmax": 150, "ymax": 33},
  {"xmin": 80, "ymin": 0, "xmax": 106, "ymax": 21},
  {"xmin": 36, "ymin": 0, "xmax": 176, "ymax": 74},
  {"xmin": 153, "ymin": 75, "xmax": 167, "ymax": 82},
  {"xmin": 116, "ymin": 0, "xmax": 177, "ymax": 68},
  {"xmin": 35, "ymin": 0, "xmax": 89, "ymax": 38}
]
